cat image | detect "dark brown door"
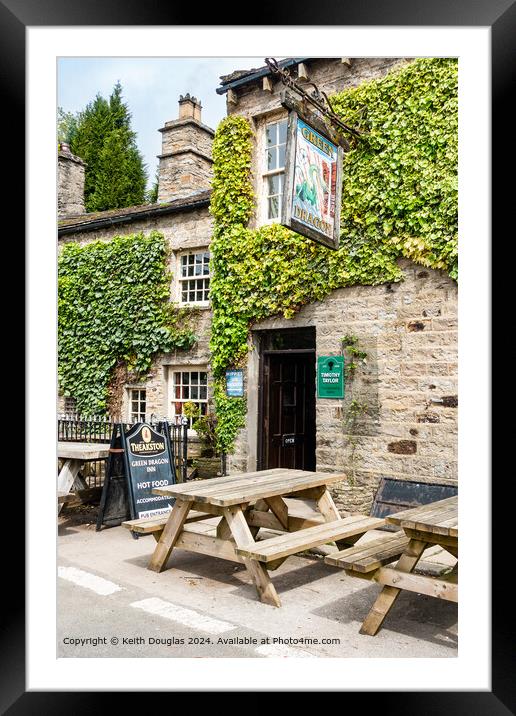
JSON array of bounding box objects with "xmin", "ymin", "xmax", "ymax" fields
[{"xmin": 261, "ymin": 351, "xmax": 316, "ymax": 471}]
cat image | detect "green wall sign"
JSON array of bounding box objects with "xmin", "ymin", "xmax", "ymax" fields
[{"xmin": 317, "ymin": 355, "xmax": 345, "ymax": 399}]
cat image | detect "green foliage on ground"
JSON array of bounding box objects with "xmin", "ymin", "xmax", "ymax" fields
[
  {"xmin": 58, "ymin": 232, "xmax": 195, "ymax": 415},
  {"xmin": 67, "ymin": 82, "xmax": 148, "ymax": 212},
  {"xmin": 209, "ymin": 58, "xmax": 458, "ymax": 453}
]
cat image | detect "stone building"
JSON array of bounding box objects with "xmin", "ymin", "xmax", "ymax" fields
[
  {"xmin": 58, "ymin": 95, "xmax": 214, "ymax": 426},
  {"xmin": 58, "ymin": 58, "xmax": 458, "ymax": 512},
  {"xmin": 216, "ymin": 57, "xmax": 458, "ymax": 512}
]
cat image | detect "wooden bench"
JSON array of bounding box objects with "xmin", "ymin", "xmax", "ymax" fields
[
  {"xmin": 324, "ymin": 530, "xmax": 410, "ymax": 575},
  {"xmin": 123, "ymin": 498, "xmax": 328, "ymax": 541},
  {"xmin": 122, "ymin": 510, "xmax": 210, "ymax": 540},
  {"xmin": 236, "ymin": 515, "xmax": 385, "ymax": 563},
  {"xmin": 57, "ymin": 491, "xmax": 74, "ymax": 505}
]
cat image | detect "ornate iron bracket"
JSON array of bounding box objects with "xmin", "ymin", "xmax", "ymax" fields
[{"xmin": 264, "ymin": 58, "xmax": 363, "ymax": 140}]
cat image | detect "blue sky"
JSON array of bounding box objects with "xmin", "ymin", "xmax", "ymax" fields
[{"xmin": 58, "ymin": 57, "xmax": 263, "ymax": 188}]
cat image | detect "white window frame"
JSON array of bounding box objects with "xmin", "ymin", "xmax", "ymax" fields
[
  {"xmin": 176, "ymin": 249, "xmax": 211, "ymax": 306},
  {"xmin": 128, "ymin": 388, "xmax": 147, "ymax": 423},
  {"xmin": 169, "ymin": 367, "xmax": 209, "ymax": 429},
  {"xmin": 260, "ymin": 115, "xmax": 289, "ymax": 226}
]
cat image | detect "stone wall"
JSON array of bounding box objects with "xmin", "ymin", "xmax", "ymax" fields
[
  {"xmin": 122, "ymin": 308, "xmax": 212, "ymax": 421},
  {"xmin": 160, "ymin": 120, "xmax": 214, "ymax": 157},
  {"xmin": 58, "ymin": 207, "xmax": 213, "ymax": 417},
  {"xmin": 157, "ymin": 154, "xmax": 213, "ymax": 203},
  {"xmin": 58, "ymin": 148, "xmax": 86, "ymax": 217},
  {"xmin": 226, "ymin": 57, "xmax": 410, "ymax": 120},
  {"xmin": 157, "ymin": 107, "xmax": 214, "ymax": 202},
  {"xmin": 59, "ymin": 206, "xmax": 213, "ymax": 253},
  {"xmin": 230, "ymin": 259, "xmax": 458, "ymax": 513}
]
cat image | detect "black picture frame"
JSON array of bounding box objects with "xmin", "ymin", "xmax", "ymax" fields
[{"xmin": 11, "ymin": 0, "xmax": 508, "ymax": 710}]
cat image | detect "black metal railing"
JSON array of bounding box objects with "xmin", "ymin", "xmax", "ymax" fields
[{"xmin": 58, "ymin": 414, "xmax": 189, "ymax": 484}]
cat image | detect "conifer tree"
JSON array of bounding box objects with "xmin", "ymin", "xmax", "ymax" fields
[{"xmin": 70, "ymin": 82, "xmax": 147, "ymax": 212}]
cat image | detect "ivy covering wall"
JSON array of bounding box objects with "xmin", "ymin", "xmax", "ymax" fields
[
  {"xmin": 58, "ymin": 231, "xmax": 195, "ymax": 415},
  {"xmin": 209, "ymin": 57, "xmax": 458, "ymax": 453}
]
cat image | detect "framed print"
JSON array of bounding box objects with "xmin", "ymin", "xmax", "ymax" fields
[{"xmin": 8, "ymin": 0, "xmax": 508, "ymax": 709}]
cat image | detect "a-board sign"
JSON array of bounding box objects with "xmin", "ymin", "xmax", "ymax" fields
[
  {"xmin": 96, "ymin": 424, "xmax": 131, "ymax": 530},
  {"xmin": 317, "ymin": 356, "xmax": 345, "ymax": 399},
  {"xmin": 281, "ymin": 112, "xmax": 343, "ymax": 250},
  {"xmin": 122, "ymin": 423, "xmax": 176, "ymax": 519},
  {"xmin": 226, "ymin": 369, "xmax": 244, "ymax": 397}
]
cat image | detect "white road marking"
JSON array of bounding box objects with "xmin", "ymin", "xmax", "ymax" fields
[
  {"xmin": 58, "ymin": 566, "xmax": 123, "ymax": 595},
  {"xmin": 130, "ymin": 597, "xmax": 237, "ymax": 635},
  {"xmin": 255, "ymin": 644, "xmax": 313, "ymax": 658}
]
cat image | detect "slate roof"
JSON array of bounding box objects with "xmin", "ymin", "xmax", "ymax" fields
[
  {"xmin": 217, "ymin": 58, "xmax": 311, "ymax": 94},
  {"xmin": 58, "ymin": 189, "xmax": 211, "ymax": 236}
]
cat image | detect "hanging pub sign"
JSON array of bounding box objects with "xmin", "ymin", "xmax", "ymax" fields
[
  {"xmin": 317, "ymin": 356, "xmax": 345, "ymax": 399},
  {"xmin": 121, "ymin": 422, "xmax": 176, "ymax": 520},
  {"xmin": 281, "ymin": 111, "xmax": 343, "ymax": 250}
]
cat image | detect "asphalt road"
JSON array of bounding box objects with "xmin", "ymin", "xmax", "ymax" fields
[{"xmin": 57, "ymin": 517, "xmax": 458, "ymax": 659}]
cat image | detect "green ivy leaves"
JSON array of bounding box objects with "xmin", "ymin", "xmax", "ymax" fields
[
  {"xmin": 332, "ymin": 58, "xmax": 458, "ymax": 278},
  {"xmin": 209, "ymin": 58, "xmax": 458, "ymax": 454},
  {"xmin": 58, "ymin": 231, "xmax": 196, "ymax": 415}
]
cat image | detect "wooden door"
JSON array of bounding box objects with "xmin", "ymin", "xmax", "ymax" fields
[{"xmin": 261, "ymin": 351, "xmax": 316, "ymax": 470}]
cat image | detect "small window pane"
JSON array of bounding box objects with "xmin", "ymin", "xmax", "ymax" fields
[
  {"xmin": 268, "ymin": 174, "xmax": 280, "ymax": 196},
  {"xmin": 199, "ymin": 386, "xmax": 207, "ymax": 400},
  {"xmin": 278, "ymin": 120, "xmax": 287, "ymax": 145},
  {"xmin": 182, "ymin": 372, "xmax": 189, "ymax": 384},
  {"xmin": 200, "ymin": 373, "xmax": 207, "ymax": 385},
  {"xmin": 267, "ymin": 149, "xmax": 275, "ymax": 171},
  {"xmin": 191, "ymin": 372, "xmax": 199, "ymax": 383},
  {"xmin": 266, "ymin": 124, "xmax": 275, "ymax": 146},
  {"xmin": 278, "ymin": 144, "xmax": 286, "ymax": 169}
]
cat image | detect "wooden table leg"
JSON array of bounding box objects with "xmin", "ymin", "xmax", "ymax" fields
[
  {"xmin": 147, "ymin": 499, "xmax": 191, "ymax": 573},
  {"xmin": 223, "ymin": 505, "xmax": 281, "ymax": 607},
  {"xmin": 57, "ymin": 459, "xmax": 82, "ymax": 515},
  {"xmin": 316, "ymin": 488, "xmax": 357, "ymax": 550},
  {"xmin": 265, "ymin": 496, "xmax": 289, "ymax": 530},
  {"xmin": 359, "ymin": 538, "xmax": 427, "ymax": 636}
]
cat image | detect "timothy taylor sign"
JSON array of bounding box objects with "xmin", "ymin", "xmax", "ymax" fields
[{"xmin": 282, "ymin": 113, "xmax": 343, "ymax": 250}]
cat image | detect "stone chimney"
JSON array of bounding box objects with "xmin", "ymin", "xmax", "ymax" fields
[
  {"xmin": 58, "ymin": 143, "xmax": 86, "ymax": 217},
  {"xmin": 157, "ymin": 94, "xmax": 214, "ymax": 202}
]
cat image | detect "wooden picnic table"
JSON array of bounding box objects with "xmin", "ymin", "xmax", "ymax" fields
[
  {"xmin": 357, "ymin": 495, "xmax": 458, "ymax": 635},
  {"xmin": 142, "ymin": 468, "xmax": 385, "ymax": 607},
  {"xmin": 57, "ymin": 441, "xmax": 110, "ymax": 513}
]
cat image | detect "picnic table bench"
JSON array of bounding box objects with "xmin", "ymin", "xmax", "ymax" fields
[
  {"xmin": 123, "ymin": 468, "xmax": 384, "ymax": 607},
  {"xmin": 57, "ymin": 441, "xmax": 110, "ymax": 513},
  {"xmin": 326, "ymin": 495, "xmax": 458, "ymax": 635}
]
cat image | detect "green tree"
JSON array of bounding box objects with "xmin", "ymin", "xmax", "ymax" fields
[
  {"xmin": 146, "ymin": 168, "xmax": 159, "ymax": 204},
  {"xmin": 57, "ymin": 107, "xmax": 78, "ymax": 145},
  {"xmin": 70, "ymin": 82, "xmax": 147, "ymax": 212}
]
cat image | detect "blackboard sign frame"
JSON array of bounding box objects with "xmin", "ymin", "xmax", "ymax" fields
[{"xmin": 121, "ymin": 421, "xmax": 177, "ymax": 521}]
